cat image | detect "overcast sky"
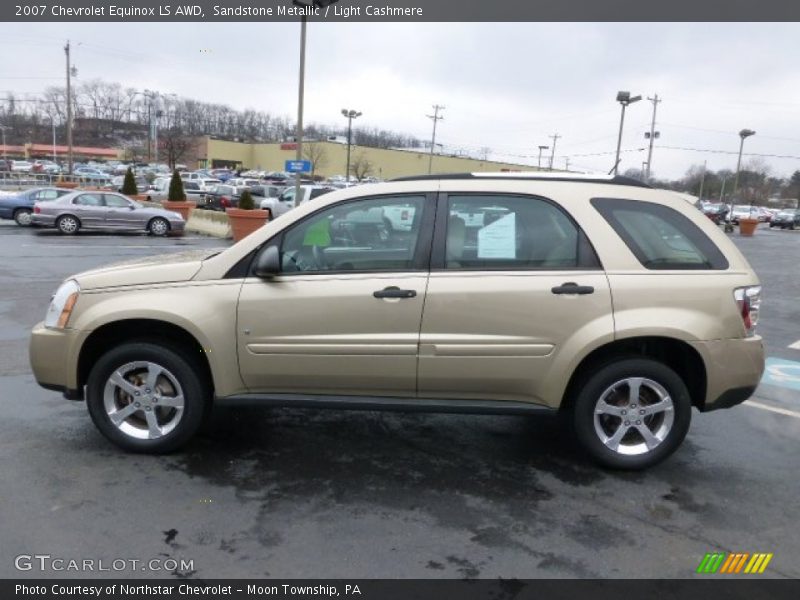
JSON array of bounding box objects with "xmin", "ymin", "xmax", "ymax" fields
[{"xmin": 1, "ymin": 22, "xmax": 799, "ymax": 180}]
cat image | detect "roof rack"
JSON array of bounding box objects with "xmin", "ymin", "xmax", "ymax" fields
[{"xmin": 391, "ymin": 172, "xmax": 652, "ymax": 188}]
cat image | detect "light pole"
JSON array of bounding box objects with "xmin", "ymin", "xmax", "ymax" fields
[
  {"xmin": 537, "ymin": 145, "xmax": 548, "ymax": 169},
  {"xmin": 732, "ymin": 128, "xmax": 755, "ymax": 200},
  {"xmin": 341, "ymin": 108, "xmax": 362, "ymax": 182},
  {"xmin": 613, "ymin": 91, "xmax": 642, "ymax": 175},
  {"xmin": 292, "ymin": 1, "xmax": 339, "ymax": 201}
]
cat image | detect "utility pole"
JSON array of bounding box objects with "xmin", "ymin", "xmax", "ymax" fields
[
  {"xmin": 697, "ymin": 160, "xmax": 707, "ymax": 201},
  {"xmin": 427, "ymin": 104, "xmax": 444, "ymax": 174},
  {"xmin": 64, "ymin": 40, "xmax": 73, "ymax": 175},
  {"xmin": 645, "ymin": 94, "xmax": 661, "ymax": 180},
  {"xmin": 564, "ymin": 157, "xmax": 570, "ymax": 171},
  {"xmin": 548, "ymin": 133, "xmax": 560, "ymax": 170}
]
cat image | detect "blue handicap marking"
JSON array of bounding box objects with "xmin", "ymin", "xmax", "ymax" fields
[{"xmin": 761, "ymin": 357, "xmax": 800, "ymax": 391}]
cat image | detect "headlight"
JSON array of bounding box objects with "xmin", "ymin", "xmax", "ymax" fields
[
  {"xmin": 171, "ymin": 212, "xmax": 182, "ymax": 219},
  {"xmin": 44, "ymin": 280, "xmax": 80, "ymax": 329}
]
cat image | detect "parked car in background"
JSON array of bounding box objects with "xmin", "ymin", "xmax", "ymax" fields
[
  {"xmin": 253, "ymin": 184, "xmax": 292, "ymax": 218},
  {"xmin": 228, "ymin": 178, "xmax": 261, "ymax": 188},
  {"xmin": 182, "ymin": 181, "xmax": 208, "ymax": 206},
  {"xmin": 770, "ymin": 208, "xmax": 799, "ymax": 229},
  {"xmin": 74, "ymin": 167, "xmax": 112, "ymax": 184},
  {"xmin": 11, "ymin": 160, "xmax": 33, "ymax": 173},
  {"xmin": 700, "ymin": 202, "xmax": 729, "ymax": 225},
  {"xmin": 729, "ymin": 204, "xmax": 758, "ymax": 224},
  {"xmin": 204, "ymin": 184, "xmax": 250, "ymax": 210},
  {"xmin": 198, "ymin": 178, "xmax": 221, "ymax": 192},
  {"xmin": 275, "ymin": 184, "xmax": 334, "ymax": 209},
  {"xmin": 32, "ymin": 160, "xmax": 62, "ymax": 175},
  {"xmin": 112, "ymin": 175, "xmax": 150, "ymax": 193},
  {"xmin": 0, "ymin": 187, "xmax": 73, "ymax": 226},
  {"xmin": 31, "ymin": 191, "xmax": 185, "ymax": 236}
]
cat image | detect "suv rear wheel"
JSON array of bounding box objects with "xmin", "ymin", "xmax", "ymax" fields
[
  {"xmin": 572, "ymin": 358, "xmax": 692, "ymax": 470},
  {"xmin": 86, "ymin": 342, "xmax": 209, "ymax": 453}
]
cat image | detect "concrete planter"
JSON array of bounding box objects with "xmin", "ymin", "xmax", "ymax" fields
[
  {"xmin": 739, "ymin": 218, "xmax": 759, "ymax": 236},
  {"xmin": 162, "ymin": 200, "xmax": 196, "ymax": 221},
  {"xmin": 226, "ymin": 208, "xmax": 270, "ymax": 242}
]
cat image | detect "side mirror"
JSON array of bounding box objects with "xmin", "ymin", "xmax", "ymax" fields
[{"xmin": 253, "ymin": 245, "xmax": 281, "ymax": 278}]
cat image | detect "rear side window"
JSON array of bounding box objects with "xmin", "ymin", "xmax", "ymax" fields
[
  {"xmin": 441, "ymin": 194, "xmax": 599, "ymax": 270},
  {"xmin": 591, "ymin": 198, "xmax": 728, "ymax": 270}
]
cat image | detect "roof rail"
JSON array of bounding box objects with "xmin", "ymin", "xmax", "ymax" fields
[{"xmin": 391, "ymin": 172, "xmax": 652, "ymax": 188}]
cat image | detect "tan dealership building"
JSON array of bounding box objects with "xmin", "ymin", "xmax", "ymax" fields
[{"xmin": 189, "ymin": 137, "xmax": 540, "ymax": 178}]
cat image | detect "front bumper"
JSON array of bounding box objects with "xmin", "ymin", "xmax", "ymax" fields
[
  {"xmin": 29, "ymin": 322, "xmax": 82, "ymax": 399},
  {"xmin": 690, "ymin": 336, "xmax": 765, "ymax": 411}
]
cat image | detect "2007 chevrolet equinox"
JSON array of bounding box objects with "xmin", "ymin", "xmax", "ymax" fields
[{"xmin": 29, "ymin": 173, "xmax": 765, "ymax": 469}]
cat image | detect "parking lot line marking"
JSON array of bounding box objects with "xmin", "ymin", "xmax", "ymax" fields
[
  {"xmin": 744, "ymin": 400, "xmax": 800, "ymax": 419},
  {"xmin": 789, "ymin": 340, "xmax": 800, "ymax": 350}
]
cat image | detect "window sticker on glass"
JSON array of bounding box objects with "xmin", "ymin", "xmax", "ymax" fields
[{"xmin": 478, "ymin": 212, "xmax": 516, "ymax": 259}]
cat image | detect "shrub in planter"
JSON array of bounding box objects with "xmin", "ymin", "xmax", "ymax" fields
[
  {"xmin": 226, "ymin": 188, "xmax": 270, "ymax": 242},
  {"xmin": 168, "ymin": 170, "xmax": 185, "ymax": 201},
  {"xmin": 162, "ymin": 169, "xmax": 195, "ymax": 221},
  {"xmin": 121, "ymin": 167, "xmax": 138, "ymax": 195}
]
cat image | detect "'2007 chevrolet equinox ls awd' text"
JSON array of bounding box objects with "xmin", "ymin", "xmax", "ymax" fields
[{"xmin": 29, "ymin": 173, "xmax": 764, "ymax": 469}]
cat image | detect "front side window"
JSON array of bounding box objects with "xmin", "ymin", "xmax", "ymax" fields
[
  {"xmin": 278, "ymin": 195, "xmax": 427, "ymax": 273},
  {"xmin": 444, "ymin": 194, "xmax": 586, "ymax": 269},
  {"xmin": 592, "ymin": 198, "xmax": 728, "ymax": 270}
]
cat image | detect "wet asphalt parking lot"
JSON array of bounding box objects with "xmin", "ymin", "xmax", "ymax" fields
[{"xmin": 0, "ymin": 221, "xmax": 798, "ymax": 579}]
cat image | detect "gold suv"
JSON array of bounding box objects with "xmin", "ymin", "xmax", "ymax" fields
[{"xmin": 29, "ymin": 174, "xmax": 764, "ymax": 469}]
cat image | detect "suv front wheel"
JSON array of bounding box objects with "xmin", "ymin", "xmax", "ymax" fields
[
  {"xmin": 572, "ymin": 358, "xmax": 692, "ymax": 470},
  {"xmin": 86, "ymin": 341, "xmax": 209, "ymax": 453}
]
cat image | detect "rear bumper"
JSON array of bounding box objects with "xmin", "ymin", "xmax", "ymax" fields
[
  {"xmin": 690, "ymin": 336, "xmax": 764, "ymax": 411},
  {"xmin": 31, "ymin": 214, "xmax": 56, "ymax": 227}
]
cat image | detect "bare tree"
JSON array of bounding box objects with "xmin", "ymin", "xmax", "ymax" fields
[
  {"xmin": 160, "ymin": 128, "xmax": 194, "ymax": 170},
  {"xmin": 303, "ymin": 142, "xmax": 329, "ymax": 179},
  {"xmin": 350, "ymin": 153, "xmax": 374, "ymax": 181}
]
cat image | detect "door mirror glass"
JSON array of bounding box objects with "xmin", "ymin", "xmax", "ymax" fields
[{"xmin": 253, "ymin": 245, "xmax": 281, "ymax": 278}]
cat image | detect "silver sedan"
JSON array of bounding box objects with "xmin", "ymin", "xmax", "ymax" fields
[{"xmin": 32, "ymin": 191, "xmax": 185, "ymax": 236}]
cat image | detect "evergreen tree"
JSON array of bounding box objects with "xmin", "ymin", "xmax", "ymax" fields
[
  {"xmin": 167, "ymin": 170, "xmax": 185, "ymax": 202},
  {"xmin": 121, "ymin": 167, "xmax": 138, "ymax": 195},
  {"xmin": 238, "ymin": 188, "xmax": 255, "ymax": 210}
]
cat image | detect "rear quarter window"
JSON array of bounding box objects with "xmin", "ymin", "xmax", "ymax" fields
[{"xmin": 591, "ymin": 197, "xmax": 729, "ymax": 270}]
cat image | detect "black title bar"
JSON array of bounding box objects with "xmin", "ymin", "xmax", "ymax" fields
[{"xmin": 3, "ymin": 0, "xmax": 800, "ymax": 22}]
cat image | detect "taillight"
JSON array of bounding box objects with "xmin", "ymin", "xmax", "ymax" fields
[
  {"xmin": 34, "ymin": 205, "xmax": 41, "ymax": 214},
  {"xmin": 733, "ymin": 286, "xmax": 761, "ymax": 336},
  {"xmin": 221, "ymin": 197, "xmax": 230, "ymax": 207}
]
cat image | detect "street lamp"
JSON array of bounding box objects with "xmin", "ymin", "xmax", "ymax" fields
[
  {"xmin": 613, "ymin": 91, "xmax": 642, "ymax": 175},
  {"xmin": 341, "ymin": 108, "xmax": 362, "ymax": 182},
  {"xmin": 537, "ymin": 145, "xmax": 549, "ymax": 169},
  {"xmin": 732, "ymin": 128, "xmax": 756, "ymax": 199}
]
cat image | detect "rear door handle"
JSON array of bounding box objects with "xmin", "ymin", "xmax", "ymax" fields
[
  {"xmin": 373, "ymin": 287, "xmax": 417, "ymax": 299},
  {"xmin": 551, "ymin": 282, "xmax": 594, "ymax": 295}
]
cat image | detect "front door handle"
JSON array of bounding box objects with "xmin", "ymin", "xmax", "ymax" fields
[
  {"xmin": 373, "ymin": 287, "xmax": 417, "ymax": 299},
  {"xmin": 551, "ymin": 282, "xmax": 594, "ymax": 295}
]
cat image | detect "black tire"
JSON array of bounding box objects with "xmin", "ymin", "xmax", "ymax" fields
[
  {"xmin": 571, "ymin": 358, "xmax": 692, "ymax": 470},
  {"xmin": 56, "ymin": 214, "xmax": 80, "ymax": 235},
  {"xmin": 13, "ymin": 208, "xmax": 33, "ymax": 226},
  {"xmin": 86, "ymin": 341, "xmax": 210, "ymax": 453},
  {"xmin": 148, "ymin": 217, "xmax": 170, "ymax": 236}
]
